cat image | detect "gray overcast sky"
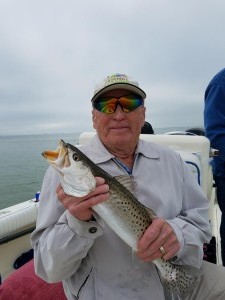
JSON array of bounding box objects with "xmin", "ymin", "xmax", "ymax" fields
[{"xmin": 0, "ymin": 0, "xmax": 224, "ymax": 135}]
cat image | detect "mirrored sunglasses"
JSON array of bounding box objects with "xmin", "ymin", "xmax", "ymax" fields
[{"xmin": 93, "ymin": 95, "xmax": 143, "ymax": 114}]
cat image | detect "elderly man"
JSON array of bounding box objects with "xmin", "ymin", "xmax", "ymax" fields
[{"xmin": 31, "ymin": 73, "xmax": 225, "ymax": 300}]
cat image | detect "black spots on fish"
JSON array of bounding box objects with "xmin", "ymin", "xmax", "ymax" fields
[
  {"xmin": 108, "ymin": 187, "xmax": 152, "ymax": 237},
  {"xmin": 160, "ymin": 260, "xmax": 200, "ymax": 298},
  {"xmin": 113, "ymin": 197, "xmax": 150, "ymax": 235},
  {"xmin": 131, "ymin": 214, "xmax": 148, "ymax": 226},
  {"xmin": 128, "ymin": 206, "xmax": 150, "ymax": 233}
]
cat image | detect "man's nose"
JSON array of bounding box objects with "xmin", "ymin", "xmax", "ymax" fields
[{"xmin": 113, "ymin": 104, "xmax": 126, "ymax": 118}]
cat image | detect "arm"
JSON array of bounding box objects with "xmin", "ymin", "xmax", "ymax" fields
[
  {"xmin": 31, "ymin": 168, "xmax": 108, "ymax": 283},
  {"xmin": 204, "ymin": 83, "xmax": 225, "ymax": 160},
  {"xmin": 137, "ymin": 157, "xmax": 211, "ymax": 268},
  {"xmin": 166, "ymin": 158, "xmax": 211, "ymax": 266}
]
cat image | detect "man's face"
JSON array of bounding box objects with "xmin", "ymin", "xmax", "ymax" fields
[{"xmin": 92, "ymin": 89, "xmax": 146, "ymax": 152}]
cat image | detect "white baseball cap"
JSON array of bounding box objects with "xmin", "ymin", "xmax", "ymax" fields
[{"xmin": 91, "ymin": 73, "xmax": 146, "ymax": 102}]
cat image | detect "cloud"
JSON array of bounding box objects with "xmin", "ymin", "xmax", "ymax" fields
[{"xmin": 0, "ymin": 0, "xmax": 225, "ymax": 135}]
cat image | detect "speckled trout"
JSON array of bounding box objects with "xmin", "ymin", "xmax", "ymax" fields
[{"xmin": 42, "ymin": 140, "xmax": 200, "ymax": 300}]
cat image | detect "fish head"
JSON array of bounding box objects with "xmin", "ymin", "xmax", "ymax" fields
[{"xmin": 42, "ymin": 140, "xmax": 96, "ymax": 197}]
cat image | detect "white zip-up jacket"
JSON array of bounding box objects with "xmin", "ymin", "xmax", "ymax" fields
[{"xmin": 31, "ymin": 135, "xmax": 211, "ymax": 300}]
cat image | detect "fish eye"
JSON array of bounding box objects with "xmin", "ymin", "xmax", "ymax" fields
[{"xmin": 72, "ymin": 154, "xmax": 79, "ymax": 161}]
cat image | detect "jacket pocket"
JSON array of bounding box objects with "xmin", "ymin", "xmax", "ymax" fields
[{"xmin": 77, "ymin": 268, "xmax": 93, "ymax": 298}]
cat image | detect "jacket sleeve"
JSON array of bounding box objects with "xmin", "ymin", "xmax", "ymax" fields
[
  {"xmin": 167, "ymin": 157, "xmax": 212, "ymax": 268},
  {"xmin": 204, "ymin": 83, "xmax": 225, "ymax": 160},
  {"xmin": 31, "ymin": 167, "xmax": 103, "ymax": 283}
]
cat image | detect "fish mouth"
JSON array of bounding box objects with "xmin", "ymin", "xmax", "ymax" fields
[{"xmin": 42, "ymin": 140, "xmax": 68, "ymax": 162}]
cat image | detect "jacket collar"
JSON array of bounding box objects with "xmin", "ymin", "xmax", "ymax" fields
[{"xmin": 79, "ymin": 134, "xmax": 159, "ymax": 164}]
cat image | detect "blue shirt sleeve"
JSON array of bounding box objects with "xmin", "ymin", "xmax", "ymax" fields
[{"xmin": 204, "ymin": 78, "xmax": 225, "ymax": 162}]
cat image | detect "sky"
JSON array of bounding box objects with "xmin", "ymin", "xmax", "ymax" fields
[{"xmin": 0, "ymin": 0, "xmax": 225, "ymax": 135}]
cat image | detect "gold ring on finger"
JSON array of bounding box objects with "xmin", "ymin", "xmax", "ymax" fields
[{"xmin": 159, "ymin": 246, "xmax": 166, "ymax": 254}]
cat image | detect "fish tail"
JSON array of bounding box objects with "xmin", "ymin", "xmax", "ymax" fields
[{"xmin": 155, "ymin": 260, "xmax": 201, "ymax": 299}]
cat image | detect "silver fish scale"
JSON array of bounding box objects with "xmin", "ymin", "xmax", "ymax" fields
[
  {"xmin": 106, "ymin": 180, "xmax": 152, "ymax": 238},
  {"xmin": 159, "ymin": 260, "xmax": 200, "ymax": 298}
]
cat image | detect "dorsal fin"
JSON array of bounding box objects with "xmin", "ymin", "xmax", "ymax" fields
[
  {"xmin": 115, "ymin": 175, "xmax": 157, "ymax": 219},
  {"xmin": 114, "ymin": 175, "xmax": 136, "ymax": 195},
  {"xmin": 145, "ymin": 207, "xmax": 157, "ymax": 219}
]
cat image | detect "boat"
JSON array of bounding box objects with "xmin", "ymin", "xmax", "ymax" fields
[{"xmin": 0, "ymin": 130, "xmax": 222, "ymax": 297}]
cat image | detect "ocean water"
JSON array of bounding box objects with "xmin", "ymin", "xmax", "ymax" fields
[
  {"xmin": 0, "ymin": 133, "xmax": 80, "ymax": 210},
  {"xmin": 0, "ymin": 127, "xmax": 189, "ymax": 210}
]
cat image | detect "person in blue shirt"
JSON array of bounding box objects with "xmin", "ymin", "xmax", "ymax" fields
[{"xmin": 204, "ymin": 68, "xmax": 225, "ymax": 266}]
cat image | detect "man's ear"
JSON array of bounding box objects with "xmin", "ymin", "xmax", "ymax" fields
[
  {"xmin": 92, "ymin": 109, "xmax": 96, "ymax": 129},
  {"xmin": 142, "ymin": 106, "xmax": 146, "ymax": 126}
]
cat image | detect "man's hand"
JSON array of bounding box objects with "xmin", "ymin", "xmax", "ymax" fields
[
  {"xmin": 56, "ymin": 177, "xmax": 109, "ymax": 221},
  {"xmin": 137, "ymin": 218, "xmax": 180, "ymax": 261}
]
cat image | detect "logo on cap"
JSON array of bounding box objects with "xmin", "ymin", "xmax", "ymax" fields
[{"xmin": 104, "ymin": 74, "xmax": 130, "ymax": 86}]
